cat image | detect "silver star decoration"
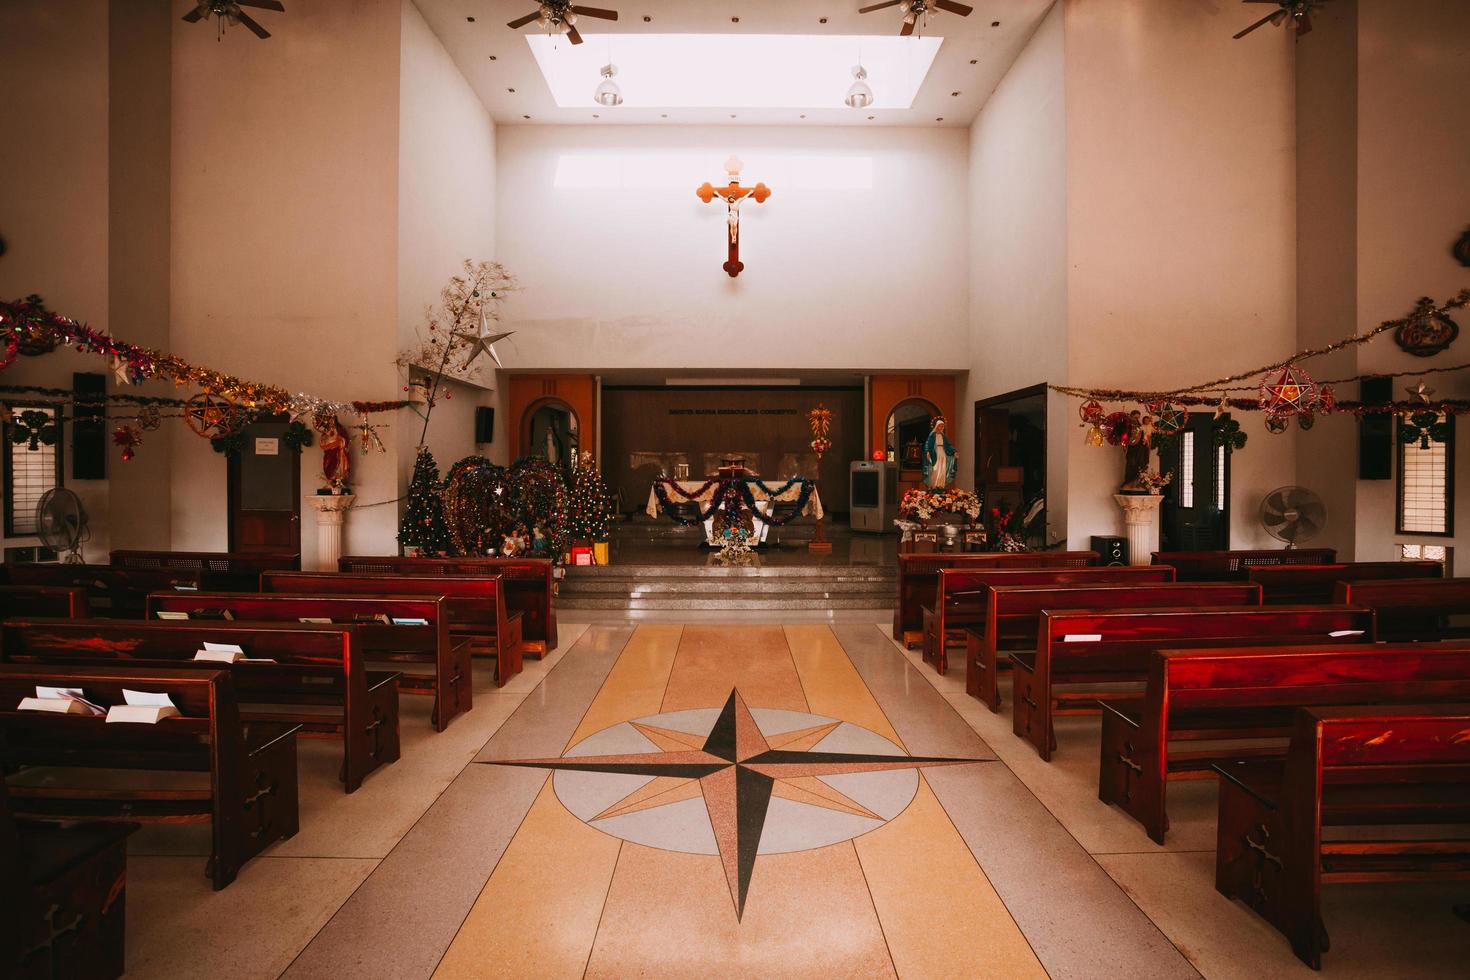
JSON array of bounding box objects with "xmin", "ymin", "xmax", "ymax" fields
[
  {"xmin": 112, "ymin": 355, "xmax": 132, "ymax": 387},
  {"xmin": 452, "ymin": 304, "xmax": 513, "ymax": 370},
  {"xmin": 1408, "ymin": 381, "xmax": 1435, "ymax": 404}
]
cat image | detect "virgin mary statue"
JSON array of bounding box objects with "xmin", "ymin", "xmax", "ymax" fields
[{"xmin": 923, "ymin": 417, "xmax": 957, "ymax": 488}]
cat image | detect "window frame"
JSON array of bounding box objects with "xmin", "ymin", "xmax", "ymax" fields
[
  {"xmin": 3, "ymin": 401, "xmax": 66, "ymax": 538},
  {"xmin": 1396, "ymin": 413, "xmax": 1455, "ymax": 538}
]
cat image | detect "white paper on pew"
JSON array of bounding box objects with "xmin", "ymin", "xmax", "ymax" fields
[
  {"xmin": 106, "ymin": 704, "xmax": 179, "ymax": 724},
  {"xmin": 1328, "ymin": 629, "xmax": 1365, "ymax": 638},
  {"xmin": 123, "ymin": 689, "xmax": 176, "ymax": 707},
  {"xmin": 298, "ymin": 617, "xmax": 333, "ymax": 624},
  {"xmin": 203, "ymin": 642, "xmax": 244, "ymax": 654},
  {"xmin": 194, "ymin": 649, "xmax": 243, "ymax": 664},
  {"xmin": 37, "ymin": 686, "xmax": 84, "ymax": 701},
  {"xmin": 1062, "ymin": 633, "xmax": 1102, "ymax": 642},
  {"xmin": 391, "ymin": 617, "xmax": 429, "ymax": 626},
  {"xmin": 156, "ymin": 610, "xmax": 190, "ymax": 620}
]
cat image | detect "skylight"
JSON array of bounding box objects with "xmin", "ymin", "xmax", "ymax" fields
[{"xmin": 526, "ymin": 34, "xmax": 943, "ymax": 110}]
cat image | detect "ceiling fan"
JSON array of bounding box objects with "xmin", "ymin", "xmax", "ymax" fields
[
  {"xmin": 506, "ymin": 3, "xmax": 618, "ymax": 46},
  {"xmin": 858, "ymin": 0, "xmax": 973, "ymax": 38},
  {"xmin": 1233, "ymin": 0, "xmax": 1326, "ymax": 40},
  {"xmin": 182, "ymin": 0, "xmax": 284, "ymax": 40}
]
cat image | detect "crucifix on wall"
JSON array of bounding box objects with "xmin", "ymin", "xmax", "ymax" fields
[{"xmin": 696, "ymin": 155, "xmax": 772, "ymax": 278}]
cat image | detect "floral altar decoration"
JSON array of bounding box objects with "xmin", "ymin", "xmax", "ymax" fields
[{"xmin": 897, "ymin": 487, "xmax": 982, "ymax": 522}]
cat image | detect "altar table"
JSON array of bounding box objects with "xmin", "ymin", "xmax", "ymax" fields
[{"xmin": 646, "ymin": 477, "xmax": 824, "ymax": 546}]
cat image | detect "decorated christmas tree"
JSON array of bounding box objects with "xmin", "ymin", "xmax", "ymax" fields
[
  {"xmin": 565, "ymin": 456, "xmax": 614, "ymax": 545},
  {"xmin": 399, "ymin": 446, "xmax": 450, "ymax": 556}
]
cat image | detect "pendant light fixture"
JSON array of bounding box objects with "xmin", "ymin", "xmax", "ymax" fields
[
  {"xmin": 593, "ymin": 63, "xmax": 623, "ymax": 106},
  {"xmin": 844, "ymin": 65, "xmax": 874, "ymax": 109}
]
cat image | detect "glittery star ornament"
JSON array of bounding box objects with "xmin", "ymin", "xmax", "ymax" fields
[{"xmin": 452, "ymin": 302, "xmax": 514, "ymax": 370}]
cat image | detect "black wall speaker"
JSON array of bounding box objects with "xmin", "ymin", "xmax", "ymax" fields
[
  {"xmin": 1358, "ymin": 376, "xmax": 1393, "ymax": 480},
  {"xmin": 71, "ymin": 372, "xmax": 106, "ymax": 480},
  {"xmin": 1090, "ymin": 534, "xmax": 1128, "ymax": 566},
  {"xmin": 475, "ymin": 406, "xmax": 494, "ymax": 444}
]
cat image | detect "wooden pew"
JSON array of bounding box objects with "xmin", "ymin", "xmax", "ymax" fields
[
  {"xmin": 2, "ymin": 563, "xmax": 201, "ymax": 619},
  {"xmin": 1097, "ymin": 641, "xmax": 1470, "ymax": 844},
  {"xmin": 1014, "ymin": 605, "xmax": 1377, "ymax": 760},
  {"xmin": 338, "ymin": 555, "xmax": 558, "ymax": 655},
  {"xmin": 967, "ymin": 582, "xmax": 1261, "ymax": 709},
  {"xmin": 0, "ymin": 585, "xmax": 87, "ymax": 619},
  {"xmin": 146, "ymin": 591, "xmax": 470, "ymax": 732},
  {"xmin": 111, "ymin": 549, "xmax": 299, "ymax": 592},
  {"xmin": 2, "ymin": 781, "xmax": 136, "ymax": 979},
  {"xmin": 893, "ymin": 551, "xmax": 1100, "ymax": 646},
  {"xmin": 1150, "ymin": 548, "xmax": 1336, "ymax": 582},
  {"xmin": 1249, "ymin": 560, "xmax": 1442, "ymax": 604},
  {"xmin": 1333, "ymin": 577, "xmax": 1470, "ymax": 641},
  {"xmin": 0, "ymin": 663, "xmax": 300, "ymax": 889},
  {"xmin": 262, "ymin": 571, "xmax": 524, "ymax": 687},
  {"xmin": 1, "ymin": 619, "xmax": 398, "ymax": 793},
  {"xmin": 1215, "ymin": 705, "xmax": 1470, "ymax": 969},
  {"xmin": 924, "ymin": 565, "xmax": 1175, "ymax": 674}
]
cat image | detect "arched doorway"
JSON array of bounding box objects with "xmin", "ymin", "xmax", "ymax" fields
[
  {"xmin": 885, "ymin": 397, "xmax": 940, "ymax": 477},
  {"xmin": 520, "ymin": 398, "xmax": 581, "ymax": 479}
]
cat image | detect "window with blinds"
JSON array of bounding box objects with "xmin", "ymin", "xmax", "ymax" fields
[
  {"xmin": 3, "ymin": 404, "xmax": 64, "ymax": 537},
  {"xmin": 1397, "ymin": 414, "xmax": 1454, "ymax": 536}
]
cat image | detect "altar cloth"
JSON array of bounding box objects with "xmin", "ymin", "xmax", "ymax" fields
[{"xmin": 645, "ymin": 478, "xmax": 824, "ymax": 523}]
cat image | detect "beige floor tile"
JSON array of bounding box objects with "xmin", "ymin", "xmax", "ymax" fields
[
  {"xmin": 125, "ymin": 855, "xmax": 377, "ymax": 979},
  {"xmin": 1098, "ymin": 849, "xmax": 1470, "ymax": 979}
]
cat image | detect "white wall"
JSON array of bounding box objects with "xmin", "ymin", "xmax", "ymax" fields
[
  {"xmin": 398, "ymin": 0, "xmax": 503, "ymax": 498},
  {"xmin": 1352, "ymin": 0, "xmax": 1470, "ymax": 564},
  {"xmin": 1060, "ymin": 0, "xmax": 1298, "ymax": 549},
  {"xmin": 168, "ymin": 0, "xmax": 403, "ymax": 563},
  {"xmin": 966, "ymin": 2, "xmax": 1068, "ymax": 535},
  {"xmin": 494, "ymin": 125, "xmax": 970, "ymax": 371}
]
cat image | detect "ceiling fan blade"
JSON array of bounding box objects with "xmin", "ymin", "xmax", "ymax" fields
[
  {"xmin": 236, "ymin": 10, "xmax": 270, "ymax": 38},
  {"xmin": 1232, "ymin": 11, "xmax": 1280, "ymax": 39},
  {"xmin": 858, "ymin": 1, "xmax": 904, "ymax": 13},
  {"xmin": 1296, "ymin": 10, "xmax": 1314, "ymax": 35},
  {"xmin": 900, "ymin": 19, "xmax": 916, "ymax": 37},
  {"xmin": 934, "ymin": 0, "xmax": 974, "ymax": 16},
  {"xmin": 182, "ymin": 8, "xmax": 205, "ymax": 22},
  {"xmin": 236, "ymin": 0, "xmax": 285, "ymax": 10},
  {"xmin": 566, "ymin": 23, "xmax": 583, "ymax": 44},
  {"xmin": 507, "ymin": 11, "xmax": 540, "ymax": 29},
  {"xmin": 571, "ymin": 6, "xmax": 619, "ymax": 20}
]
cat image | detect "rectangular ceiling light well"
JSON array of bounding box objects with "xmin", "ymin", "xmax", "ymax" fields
[{"xmin": 527, "ymin": 33, "xmax": 943, "ymax": 110}]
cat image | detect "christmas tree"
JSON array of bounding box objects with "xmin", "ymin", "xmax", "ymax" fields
[
  {"xmin": 400, "ymin": 446, "xmax": 450, "ymax": 556},
  {"xmin": 565, "ymin": 456, "xmax": 614, "ymax": 545}
]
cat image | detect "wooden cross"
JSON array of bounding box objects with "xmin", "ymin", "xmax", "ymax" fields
[{"xmin": 696, "ymin": 155, "xmax": 772, "ymax": 278}]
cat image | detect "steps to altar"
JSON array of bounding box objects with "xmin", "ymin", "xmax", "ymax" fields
[{"xmin": 558, "ymin": 563, "xmax": 897, "ymax": 611}]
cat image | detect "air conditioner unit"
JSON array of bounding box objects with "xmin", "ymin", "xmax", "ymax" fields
[{"xmin": 849, "ymin": 461, "xmax": 897, "ymax": 533}]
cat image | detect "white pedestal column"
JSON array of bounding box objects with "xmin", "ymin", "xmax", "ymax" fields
[
  {"xmin": 1113, "ymin": 493, "xmax": 1164, "ymax": 566},
  {"xmin": 307, "ymin": 494, "xmax": 355, "ymax": 572}
]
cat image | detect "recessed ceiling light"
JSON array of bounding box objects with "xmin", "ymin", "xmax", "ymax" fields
[
  {"xmin": 592, "ymin": 113, "xmax": 600, "ymax": 118},
  {"xmin": 969, "ymin": 59, "xmax": 977, "ymax": 64},
  {"xmin": 799, "ymin": 113, "xmax": 806, "ymax": 118},
  {"xmin": 951, "ymin": 91, "xmax": 959, "ymax": 96},
  {"xmin": 523, "ymin": 114, "xmax": 531, "ymax": 119},
  {"xmin": 526, "ymin": 34, "xmax": 942, "ymax": 109},
  {"xmin": 466, "ymin": 16, "xmax": 475, "ymax": 22},
  {"xmin": 867, "ymin": 114, "xmax": 875, "ymax": 120},
  {"xmin": 935, "ymin": 116, "xmax": 943, "ymax": 121},
  {"xmin": 661, "ymin": 113, "xmax": 668, "ymax": 118},
  {"xmin": 643, "ymin": 15, "xmax": 651, "ymax": 22},
  {"xmin": 730, "ymin": 113, "xmax": 737, "ymax": 118},
  {"xmin": 508, "ymin": 87, "xmax": 516, "ymax": 92},
  {"xmin": 991, "ymin": 21, "xmax": 1000, "ymax": 27},
  {"xmin": 819, "ymin": 17, "xmax": 828, "ymax": 24},
  {"xmin": 489, "ymin": 55, "xmax": 498, "ymax": 60},
  {"xmin": 731, "ymin": 17, "xmax": 739, "ymax": 23}
]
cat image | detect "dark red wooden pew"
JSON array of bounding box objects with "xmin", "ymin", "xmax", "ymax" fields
[
  {"xmin": 893, "ymin": 550, "xmax": 1099, "ymax": 646},
  {"xmin": 1150, "ymin": 548, "xmax": 1336, "ymax": 582},
  {"xmin": 1333, "ymin": 577, "xmax": 1470, "ymax": 641},
  {"xmin": 1247, "ymin": 560, "xmax": 1442, "ymax": 604}
]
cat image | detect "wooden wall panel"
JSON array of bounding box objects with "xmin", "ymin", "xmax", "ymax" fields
[{"xmin": 507, "ymin": 374, "xmax": 598, "ymax": 463}]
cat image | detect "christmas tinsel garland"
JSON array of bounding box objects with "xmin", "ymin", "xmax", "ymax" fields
[{"xmin": 652, "ymin": 476, "xmax": 816, "ymax": 527}]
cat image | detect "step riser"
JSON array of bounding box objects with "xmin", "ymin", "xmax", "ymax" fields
[
  {"xmin": 562, "ymin": 580, "xmax": 895, "ymax": 595},
  {"xmin": 560, "ymin": 596, "xmax": 895, "ymax": 610}
]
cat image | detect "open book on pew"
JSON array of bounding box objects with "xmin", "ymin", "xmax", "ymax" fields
[
  {"xmin": 193, "ymin": 642, "xmax": 277, "ymax": 665},
  {"xmin": 190, "ymin": 607, "xmax": 235, "ymax": 621},
  {"xmin": 298, "ymin": 617, "xmax": 333, "ymax": 624},
  {"xmin": 157, "ymin": 610, "xmax": 190, "ymax": 621},
  {"xmin": 106, "ymin": 689, "xmax": 179, "ymax": 724},
  {"xmin": 354, "ymin": 613, "xmax": 393, "ymax": 625},
  {"xmin": 17, "ymin": 685, "xmax": 106, "ymax": 716}
]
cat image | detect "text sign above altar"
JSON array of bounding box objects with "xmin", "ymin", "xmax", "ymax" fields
[{"xmin": 667, "ymin": 408, "xmax": 799, "ymax": 416}]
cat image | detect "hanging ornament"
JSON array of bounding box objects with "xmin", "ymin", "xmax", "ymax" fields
[
  {"xmin": 358, "ymin": 416, "xmax": 387, "ymax": 456},
  {"xmin": 1393, "ymin": 297, "xmax": 1459, "ymax": 357},
  {"xmin": 112, "ymin": 424, "xmax": 142, "ymax": 461},
  {"xmin": 1100, "ymin": 411, "xmax": 1140, "ymax": 447},
  {"xmin": 111, "ymin": 355, "xmax": 133, "ymax": 387},
  {"xmin": 183, "ymin": 391, "xmax": 237, "ymax": 438},
  {"xmin": 1400, "ymin": 410, "xmax": 1451, "ymax": 449},
  {"xmin": 1084, "ymin": 425, "xmax": 1105, "ymax": 447},
  {"xmin": 1407, "ymin": 381, "xmax": 1436, "ymax": 404},
  {"xmin": 1297, "ymin": 412, "xmax": 1314, "ymax": 431},
  {"xmin": 136, "ymin": 404, "xmax": 162, "ymax": 431},
  {"xmin": 1265, "ymin": 415, "xmax": 1290, "ymax": 435},
  {"xmin": 1078, "ymin": 400, "xmax": 1105, "ymax": 425},
  {"xmin": 1213, "ymin": 416, "xmax": 1247, "ymax": 450},
  {"xmin": 1259, "ymin": 364, "xmax": 1318, "ymax": 418},
  {"xmin": 10, "ymin": 409, "xmax": 58, "ymax": 450},
  {"xmin": 1150, "ymin": 401, "xmax": 1186, "ymax": 435},
  {"xmin": 1317, "ymin": 385, "xmax": 1336, "ymax": 413}
]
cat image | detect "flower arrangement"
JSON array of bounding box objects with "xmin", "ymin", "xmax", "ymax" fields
[
  {"xmin": 898, "ymin": 486, "xmax": 982, "ymax": 521},
  {"xmin": 1126, "ymin": 468, "xmax": 1173, "ymax": 495}
]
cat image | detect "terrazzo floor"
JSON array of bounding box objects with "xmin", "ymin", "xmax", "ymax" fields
[{"xmin": 119, "ymin": 619, "xmax": 1469, "ymax": 978}]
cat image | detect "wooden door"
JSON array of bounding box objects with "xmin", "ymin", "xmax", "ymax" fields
[
  {"xmin": 228, "ymin": 419, "xmax": 301, "ymax": 554},
  {"xmin": 1161, "ymin": 413, "xmax": 1230, "ymax": 551}
]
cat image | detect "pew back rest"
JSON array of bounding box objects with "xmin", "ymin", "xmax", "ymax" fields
[
  {"xmin": 260, "ymin": 572, "xmax": 507, "ymax": 630},
  {"xmin": 939, "ymin": 565, "xmax": 1174, "ymax": 609},
  {"xmin": 2, "ymin": 564, "xmax": 202, "ymax": 617},
  {"xmin": 1153, "ymin": 643, "xmax": 1470, "ymax": 714},
  {"xmin": 111, "ymin": 550, "xmax": 298, "ymax": 591},
  {"xmin": 0, "ymin": 585, "xmax": 87, "ymax": 619},
  {"xmin": 1150, "ymin": 548, "xmax": 1337, "ymax": 581},
  {"xmin": 146, "ymin": 591, "xmax": 447, "ymax": 626},
  {"xmin": 1333, "ymin": 578, "xmax": 1470, "ymax": 640},
  {"xmin": 1248, "ymin": 561, "xmax": 1443, "ymax": 603},
  {"xmin": 336, "ymin": 556, "xmax": 553, "ymax": 643},
  {"xmin": 1040, "ymin": 605, "xmax": 1377, "ymax": 662},
  {"xmin": 1, "ymin": 618, "xmax": 362, "ymax": 671},
  {"xmin": 987, "ymin": 583, "xmax": 1261, "ymax": 644},
  {"xmin": 895, "ymin": 551, "xmax": 1100, "ymax": 635}
]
